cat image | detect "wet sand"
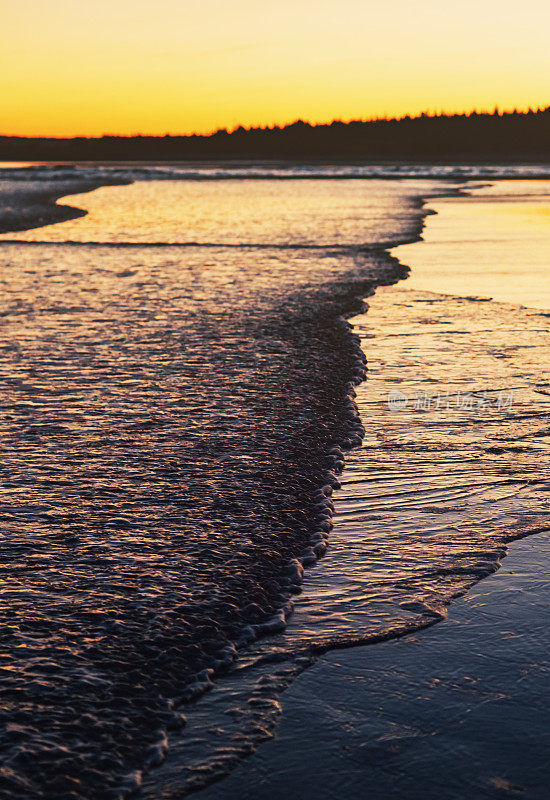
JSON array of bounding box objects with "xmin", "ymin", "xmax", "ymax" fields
[
  {"xmin": 197, "ymin": 531, "xmax": 550, "ymax": 800},
  {"xmin": 395, "ymin": 180, "xmax": 550, "ymax": 309}
]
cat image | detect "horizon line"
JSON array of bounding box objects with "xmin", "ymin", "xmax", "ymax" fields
[{"xmin": 3, "ymin": 105, "xmax": 549, "ymax": 141}]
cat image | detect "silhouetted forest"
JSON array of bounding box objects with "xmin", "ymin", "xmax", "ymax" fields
[{"xmin": 1, "ymin": 108, "xmax": 549, "ymax": 161}]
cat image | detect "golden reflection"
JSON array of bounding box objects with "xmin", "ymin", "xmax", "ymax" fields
[{"xmin": 393, "ymin": 181, "xmax": 550, "ymax": 309}]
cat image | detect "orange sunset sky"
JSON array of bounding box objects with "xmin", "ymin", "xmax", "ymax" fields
[{"xmin": 2, "ymin": 0, "xmax": 549, "ymax": 137}]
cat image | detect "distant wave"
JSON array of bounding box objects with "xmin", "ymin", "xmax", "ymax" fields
[
  {"xmin": 2, "ymin": 163, "xmax": 550, "ymax": 183},
  {"xmin": 0, "ymin": 240, "xmax": 400, "ymax": 250}
]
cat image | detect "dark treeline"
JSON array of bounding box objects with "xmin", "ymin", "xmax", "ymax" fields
[{"xmin": 1, "ymin": 108, "xmax": 549, "ymax": 161}]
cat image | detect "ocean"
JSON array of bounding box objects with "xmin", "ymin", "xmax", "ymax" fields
[{"xmin": 0, "ymin": 166, "xmax": 548, "ymax": 799}]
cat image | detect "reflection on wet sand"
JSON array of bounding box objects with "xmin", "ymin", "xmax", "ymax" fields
[
  {"xmin": 291, "ymin": 286, "xmax": 549, "ymax": 645},
  {"xmin": 395, "ymin": 180, "xmax": 550, "ymax": 309}
]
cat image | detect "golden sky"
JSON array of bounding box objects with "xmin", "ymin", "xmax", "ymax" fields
[{"xmin": 2, "ymin": 0, "xmax": 549, "ymax": 137}]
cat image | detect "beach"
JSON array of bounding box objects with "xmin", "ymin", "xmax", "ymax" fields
[
  {"xmin": 4, "ymin": 0, "xmax": 550, "ymax": 796},
  {"xmin": 196, "ymin": 531, "xmax": 550, "ymax": 800},
  {"xmin": 0, "ymin": 168, "xmax": 547, "ymax": 799}
]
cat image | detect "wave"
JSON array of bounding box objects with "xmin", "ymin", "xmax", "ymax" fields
[
  {"xmin": 2, "ymin": 163, "xmax": 550, "ymax": 183},
  {"xmin": 2, "ymin": 173, "xmax": 547, "ymax": 799},
  {"xmin": 0, "ymin": 190, "xmax": 419, "ymax": 798}
]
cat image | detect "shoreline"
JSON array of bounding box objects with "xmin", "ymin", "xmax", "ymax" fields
[
  {"xmin": 196, "ymin": 529, "xmax": 550, "ymax": 800},
  {"xmin": 0, "ymin": 177, "xmax": 129, "ymax": 234}
]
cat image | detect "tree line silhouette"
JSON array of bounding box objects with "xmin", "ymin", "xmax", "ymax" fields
[{"xmin": 1, "ymin": 108, "xmax": 549, "ymax": 161}]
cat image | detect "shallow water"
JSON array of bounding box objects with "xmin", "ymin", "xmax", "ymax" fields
[
  {"xmin": 0, "ymin": 178, "xmax": 437, "ymax": 246},
  {"xmin": 0, "ymin": 173, "xmax": 548, "ymax": 799},
  {"xmin": 0, "ymin": 176, "xmax": 434, "ymax": 799},
  {"xmin": 394, "ymin": 180, "xmax": 550, "ymax": 308},
  {"xmin": 290, "ymin": 286, "xmax": 549, "ymax": 641}
]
